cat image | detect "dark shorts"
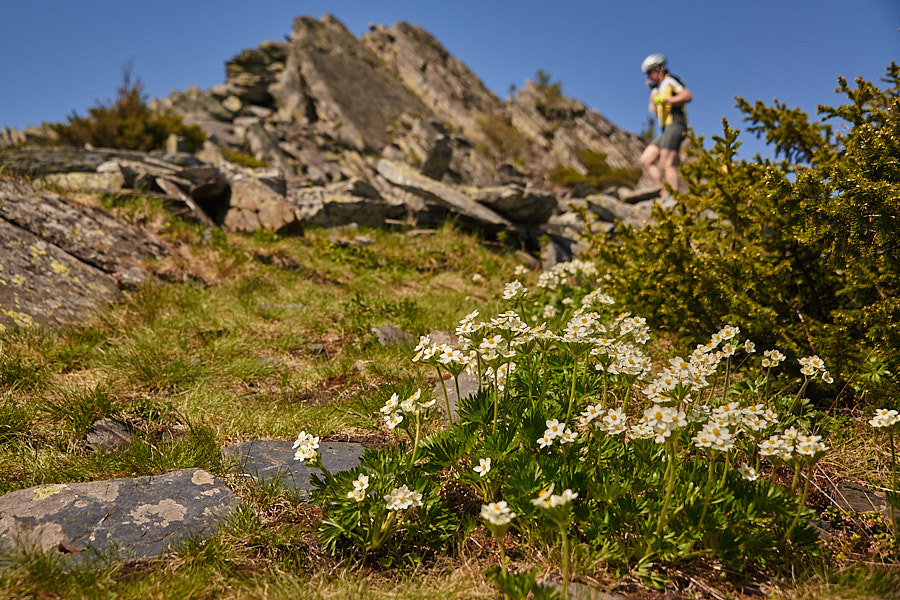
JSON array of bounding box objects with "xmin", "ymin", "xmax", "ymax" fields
[{"xmin": 652, "ymin": 121, "xmax": 687, "ymax": 151}]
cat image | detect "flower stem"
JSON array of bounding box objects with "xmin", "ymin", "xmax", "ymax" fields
[
  {"xmin": 890, "ymin": 431, "xmax": 898, "ymax": 535},
  {"xmin": 410, "ymin": 412, "xmax": 421, "ymax": 466},
  {"xmin": 560, "ymin": 523, "xmax": 570, "ymax": 599},
  {"xmin": 719, "ymin": 452, "xmax": 731, "ymax": 488},
  {"xmin": 698, "ymin": 457, "xmax": 716, "ymax": 527},
  {"xmin": 565, "ymin": 356, "xmax": 578, "ymax": 424},
  {"xmin": 371, "ymin": 510, "xmax": 399, "ymax": 550},
  {"xmin": 656, "ymin": 440, "xmax": 678, "ymax": 535},
  {"xmin": 437, "ymin": 367, "xmax": 453, "ymax": 424},
  {"xmin": 783, "ymin": 464, "xmax": 814, "ymax": 543},
  {"xmin": 789, "ymin": 377, "xmax": 809, "ymax": 415}
]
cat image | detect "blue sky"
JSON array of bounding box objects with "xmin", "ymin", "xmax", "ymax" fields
[{"xmin": 1, "ymin": 1, "xmax": 897, "ymax": 159}]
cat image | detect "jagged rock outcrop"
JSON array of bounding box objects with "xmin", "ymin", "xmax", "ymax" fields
[
  {"xmin": 0, "ymin": 13, "xmax": 666, "ymax": 331},
  {"xmin": 363, "ymin": 21, "xmax": 503, "ymax": 144}
]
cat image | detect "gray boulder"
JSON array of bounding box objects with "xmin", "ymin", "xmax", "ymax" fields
[
  {"xmin": 0, "ymin": 178, "xmax": 166, "ymax": 284},
  {"xmin": 223, "ymin": 177, "xmax": 301, "ymax": 234},
  {"xmin": 223, "ymin": 440, "xmax": 365, "ymax": 498},
  {"xmin": 0, "ymin": 468, "xmax": 239, "ymax": 562},
  {"xmin": 466, "ymin": 184, "xmax": 557, "ymax": 224},
  {"xmin": 376, "ymin": 159, "xmax": 513, "ymax": 232},
  {"xmin": 288, "ymin": 178, "xmax": 407, "ymax": 229}
]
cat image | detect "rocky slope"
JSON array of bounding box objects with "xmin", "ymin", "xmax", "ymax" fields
[{"xmin": 0, "ymin": 13, "xmax": 662, "ymax": 332}]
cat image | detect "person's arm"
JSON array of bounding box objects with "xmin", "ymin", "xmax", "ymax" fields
[{"xmin": 666, "ymin": 87, "xmax": 692, "ymax": 107}]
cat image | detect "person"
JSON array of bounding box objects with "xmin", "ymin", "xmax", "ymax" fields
[{"xmin": 639, "ymin": 53, "xmax": 692, "ymax": 197}]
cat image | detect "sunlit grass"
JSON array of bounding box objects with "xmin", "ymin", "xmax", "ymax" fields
[
  {"xmin": 1, "ymin": 208, "xmax": 897, "ymax": 599},
  {"xmin": 0, "ymin": 221, "xmax": 519, "ymax": 496}
]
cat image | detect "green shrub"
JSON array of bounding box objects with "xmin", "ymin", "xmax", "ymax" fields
[
  {"xmin": 534, "ymin": 69, "xmax": 563, "ymax": 107},
  {"xmin": 476, "ymin": 112, "xmax": 530, "ymax": 163},
  {"xmin": 583, "ymin": 62, "xmax": 900, "ymax": 400},
  {"xmin": 217, "ymin": 145, "xmax": 268, "ymax": 169},
  {"xmin": 49, "ymin": 67, "xmax": 205, "ymax": 152}
]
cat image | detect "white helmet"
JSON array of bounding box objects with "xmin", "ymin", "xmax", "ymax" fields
[{"xmin": 641, "ymin": 53, "xmax": 667, "ymax": 73}]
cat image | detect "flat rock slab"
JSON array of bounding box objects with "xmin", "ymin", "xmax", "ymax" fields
[
  {"xmin": 0, "ymin": 468, "xmax": 239, "ymax": 563},
  {"xmin": 827, "ymin": 481, "xmax": 890, "ymax": 515},
  {"xmin": 223, "ymin": 440, "xmax": 365, "ymax": 497}
]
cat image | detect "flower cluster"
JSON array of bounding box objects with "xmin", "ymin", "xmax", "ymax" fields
[
  {"xmin": 347, "ymin": 474, "xmax": 370, "ymax": 502},
  {"xmin": 536, "ymin": 259, "xmax": 598, "ymax": 291},
  {"xmin": 384, "ymin": 484, "xmax": 424, "ymax": 511},
  {"xmin": 799, "ymin": 355, "xmax": 834, "ymax": 383},
  {"xmin": 380, "ymin": 389, "xmax": 435, "ymax": 430},
  {"xmin": 292, "ymin": 430, "xmax": 320, "ymax": 463},
  {"xmin": 869, "ymin": 408, "xmax": 900, "ymax": 428},
  {"xmin": 631, "ymin": 404, "xmax": 687, "ymax": 444},
  {"xmin": 761, "ymin": 349, "xmax": 786, "ymax": 368},
  {"xmin": 759, "ymin": 427, "xmax": 829, "ymax": 461},
  {"xmin": 502, "ymin": 280, "xmax": 527, "ymax": 300},
  {"xmin": 481, "ymin": 500, "xmax": 516, "ymax": 527},
  {"xmin": 692, "ymin": 421, "xmax": 735, "ymax": 452},
  {"xmin": 537, "ymin": 418, "xmax": 578, "ymax": 448},
  {"xmin": 531, "ymin": 484, "xmax": 578, "ymax": 510}
]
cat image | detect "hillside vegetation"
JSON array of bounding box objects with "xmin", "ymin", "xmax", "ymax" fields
[{"xmin": 0, "ymin": 62, "xmax": 898, "ymax": 600}]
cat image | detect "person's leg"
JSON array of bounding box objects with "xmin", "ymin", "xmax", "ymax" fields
[
  {"xmin": 659, "ymin": 148, "xmax": 680, "ymax": 192},
  {"xmin": 641, "ymin": 144, "xmax": 663, "ymax": 189}
]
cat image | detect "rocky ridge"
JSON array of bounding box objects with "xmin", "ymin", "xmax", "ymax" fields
[{"xmin": 0, "ymin": 14, "xmax": 664, "ymax": 332}]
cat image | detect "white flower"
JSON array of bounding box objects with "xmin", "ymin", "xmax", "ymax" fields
[
  {"xmin": 346, "ymin": 470, "xmax": 369, "ymax": 501},
  {"xmin": 559, "ymin": 429, "xmax": 578, "ymax": 444},
  {"xmin": 384, "ymin": 485, "xmax": 423, "ymax": 511},
  {"xmin": 502, "ymin": 280, "xmax": 526, "ymax": 300},
  {"xmin": 384, "ymin": 412, "xmax": 404, "ymax": 429},
  {"xmin": 758, "ymin": 435, "xmax": 785, "ymax": 456},
  {"xmin": 796, "ymin": 435, "xmax": 829, "ymax": 456},
  {"xmin": 292, "ymin": 430, "xmax": 320, "ymax": 462},
  {"xmin": 870, "ymin": 408, "xmax": 900, "ymax": 428},
  {"xmin": 531, "ymin": 485, "xmax": 555, "ymax": 509},
  {"xmin": 737, "ymin": 464, "xmax": 759, "ymax": 481},
  {"xmin": 531, "ymin": 484, "xmax": 578, "ymax": 510},
  {"xmin": 471, "ymin": 273, "xmax": 485, "ymax": 283},
  {"xmin": 762, "ymin": 349, "xmax": 786, "ymax": 368},
  {"xmin": 380, "ymin": 393, "xmax": 400, "ymax": 414},
  {"xmin": 580, "ymin": 403, "xmax": 603, "ymax": 424},
  {"xmin": 481, "ymin": 501, "xmax": 516, "ymax": 526},
  {"xmin": 537, "ymin": 435, "xmax": 553, "ymax": 449},
  {"xmin": 474, "ymin": 457, "xmax": 492, "ymax": 477},
  {"xmin": 604, "ymin": 421, "xmax": 627, "ymax": 435},
  {"xmin": 550, "ymin": 488, "xmax": 579, "ymax": 507},
  {"xmin": 544, "ymin": 419, "xmax": 565, "ymax": 439}
]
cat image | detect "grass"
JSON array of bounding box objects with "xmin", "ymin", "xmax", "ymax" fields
[
  {"xmin": 0, "ymin": 197, "xmax": 520, "ymax": 491},
  {"xmin": 1, "ymin": 192, "xmax": 898, "ymax": 599}
]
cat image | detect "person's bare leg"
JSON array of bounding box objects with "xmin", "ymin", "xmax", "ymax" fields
[
  {"xmin": 659, "ymin": 148, "xmax": 680, "ymax": 193},
  {"xmin": 641, "ymin": 145, "xmax": 663, "ymax": 189}
]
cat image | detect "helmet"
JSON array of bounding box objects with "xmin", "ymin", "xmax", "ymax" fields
[{"xmin": 641, "ymin": 53, "xmax": 667, "ymax": 73}]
